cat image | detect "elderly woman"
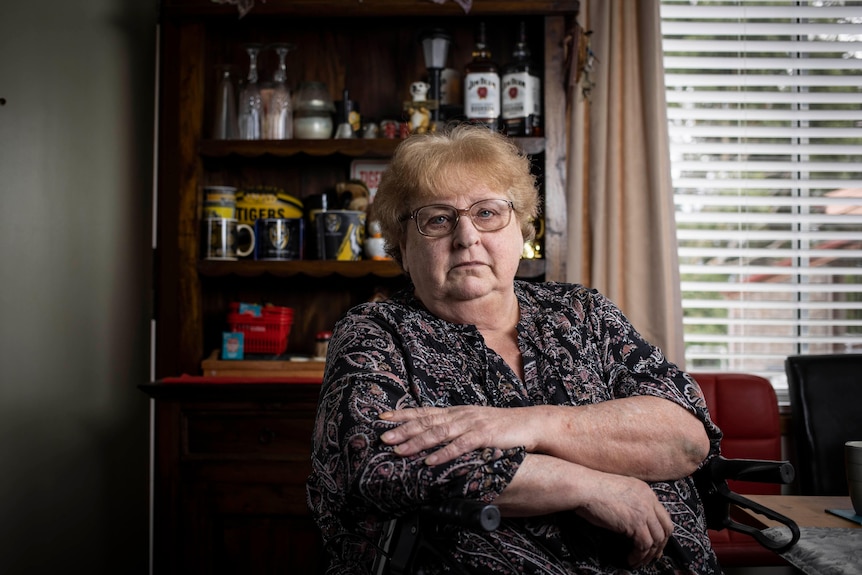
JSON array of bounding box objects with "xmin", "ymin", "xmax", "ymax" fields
[{"xmin": 307, "ymin": 125, "xmax": 723, "ymax": 574}]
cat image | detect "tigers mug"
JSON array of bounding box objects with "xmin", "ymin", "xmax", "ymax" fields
[
  {"xmin": 201, "ymin": 218, "xmax": 255, "ymax": 261},
  {"xmin": 202, "ymin": 185, "xmax": 237, "ymax": 219},
  {"xmin": 255, "ymin": 218, "xmax": 303, "ymax": 260},
  {"xmin": 312, "ymin": 210, "xmax": 366, "ymax": 261}
]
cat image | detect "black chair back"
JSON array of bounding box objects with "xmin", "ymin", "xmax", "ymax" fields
[{"xmin": 785, "ymin": 353, "xmax": 862, "ymax": 496}]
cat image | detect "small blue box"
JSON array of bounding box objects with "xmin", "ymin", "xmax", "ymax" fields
[
  {"xmin": 222, "ymin": 332, "xmax": 244, "ymax": 360},
  {"xmin": 238, "ymin": 303, "xmax": 262, "ymax": 317}
]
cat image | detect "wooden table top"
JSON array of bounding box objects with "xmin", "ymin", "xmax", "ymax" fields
[{"xmin": 739, "ymin": 495, "xmax": 859, "ymax": 529}]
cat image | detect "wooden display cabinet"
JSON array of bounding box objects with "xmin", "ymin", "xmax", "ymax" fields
[
  {"xmin": 148, "ymin": 1, "xmax": 578, "ymax": 572},
  {"xmin": 155, "ymin": 0, "xmax": 575, "ymax": 378}
]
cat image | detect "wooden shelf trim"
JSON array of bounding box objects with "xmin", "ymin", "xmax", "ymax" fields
[
  {"xmin": 162, "ymin": 0, "xmax": 580, "ymax": 18},
  {"xmin": 197, "ymin": 258, "xmax": 546, "ymax": 278},
  {"xmin": 140, "ymin": 381, "xmax": 323, "ymax": 402},
  {"xmin": 198, "ymin": 259, "xmax": 404, "ymax": 278},
  {"xmin": 199, "ymin": 137, "xmax": 546, "ymax": 159}
]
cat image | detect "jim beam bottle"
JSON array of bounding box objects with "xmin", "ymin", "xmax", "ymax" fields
[
  {"xmin": 502, "ymin": 21, "xmax": 542, "ymax": 136},
  {"xmin": 464, "ymin": 22, "xmax": 500, "ymax": 131}
]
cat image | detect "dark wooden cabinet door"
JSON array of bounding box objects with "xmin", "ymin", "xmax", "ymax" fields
[
  {"xmin": 179, "ymin": 462, "xmax": 321, "ymax": 574},
  {"xmin": 146, "ymin": 384, "xmax": 325, "ymax": 574}
]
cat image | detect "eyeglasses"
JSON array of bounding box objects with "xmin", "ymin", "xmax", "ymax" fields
[{"xmin": 406, "ymin": 198, "xmax": 515, "ymax": 238}]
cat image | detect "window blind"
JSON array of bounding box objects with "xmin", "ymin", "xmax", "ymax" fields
[{"xmin": 660, "ymin": 0, "xmax": 862, "ymax": 398}]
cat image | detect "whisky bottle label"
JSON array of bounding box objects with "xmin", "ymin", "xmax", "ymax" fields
[
  {"xmin": 464, "ymin": 72, "xmax": 501, "ymax": 120},
  {"xmin": 502, "ymin": 71, "xmax": 540, "ymax": 120}
]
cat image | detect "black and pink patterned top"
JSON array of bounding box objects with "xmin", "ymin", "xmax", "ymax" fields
[{"xmin": 307, "ymin": 281, "xmax": 723, "ymax": 574}]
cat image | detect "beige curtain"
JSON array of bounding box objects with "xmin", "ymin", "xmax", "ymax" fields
[{"xmin": 566, "ymin": 0, "xmax": 686, "ymax": 366}]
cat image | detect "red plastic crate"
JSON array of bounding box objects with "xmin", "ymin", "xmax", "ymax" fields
[{"xmin": 227, "ymin": 304, "xmax": 294, "ymax": 355}]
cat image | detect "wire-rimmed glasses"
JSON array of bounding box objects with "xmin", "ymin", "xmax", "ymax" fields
[{"xmin": 407, "ymin": 198, "xmax": 514, "ymax": 237}]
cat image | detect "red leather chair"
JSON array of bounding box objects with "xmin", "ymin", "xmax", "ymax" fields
[{"xmin": 693, "ymin": 372, "xmax": 789, "ymax": 567}]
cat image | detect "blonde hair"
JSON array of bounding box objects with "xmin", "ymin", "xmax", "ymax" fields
[{"xmin": 373, "ymin": 123, "xmax": 540, "ymax": 266}]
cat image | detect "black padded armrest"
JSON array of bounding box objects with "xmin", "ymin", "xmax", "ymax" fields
[{"xmin": 695, "ymin": 456, "xmax": 800, "ymax": 553}]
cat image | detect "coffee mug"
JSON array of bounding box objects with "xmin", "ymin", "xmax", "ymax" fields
[
  {"xmin": 202, "ymin": 185, "xmax": 237, "ymax": 219},
  {"xmin": 255, "ymin": 218, "xmax": 303, "ymax": 261},
  {"xmin": 201, "ymin": 218, "xmax": 254, "ymax": 261},
  {"xmin": 313, "ymin": 210, "xmax": 366, "ymax": 261},
  {"xmin": 846, "ymin": 440, "xmax": 862, "ymax": 515}
]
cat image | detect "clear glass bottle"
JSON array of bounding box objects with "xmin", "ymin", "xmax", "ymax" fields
[
  {"xmin": 212, "ymin": 64, "xmax": 238, "ymax": 139},
  {"xmin": 238, "ymin": 43, "xmax": 263, "ymax": 140},
  {"xmin": 463, "ymin": 21, "xmax": 500, "ymax": 131},
  {"xmin": 502, "ymin": 21, "xmax": 542, "ymax": 137},
  {"xmin": 261, "ymin": 43, "xmax": 295, "ymax": 140}
]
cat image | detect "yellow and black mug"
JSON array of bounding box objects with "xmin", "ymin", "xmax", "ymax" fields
[
  {"xmin": 201, "ymin": 218, "xmax": 255, "ymax": 261},
  {"xmin": 312, "ymin": 210, "xmax": 366, "ymax": 261},
  {"xmin": 202, "ymin": 185, "xmax": 238, "ymax": 219}
]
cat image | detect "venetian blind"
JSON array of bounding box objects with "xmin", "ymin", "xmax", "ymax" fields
[{"xmin": 660, "ymin": 0, "xmax": 862, "ymax": 397}]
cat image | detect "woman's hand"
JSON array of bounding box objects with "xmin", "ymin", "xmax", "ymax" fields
[
  {"xmin": 496, "ymin": 454, "xmax": 674, "ymax": 569},
  {"xmin": 378, "ymin": 405, "xmax": 540, "ymax": 465},
  {"xmin": 575, "ymin": 470, "xmax": 674, "ymax": 568}
]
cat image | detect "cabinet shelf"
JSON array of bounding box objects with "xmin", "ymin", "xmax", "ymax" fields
[
  {"xmin": 199, "ymin": 137, "xmax": 546, "ymax": 159},
  {"xmin": 162, "ymin": 0, "xmax": 579, "ymax": 18},
  {"xmin": 200, "ymin": 139, "xmax": 400, "ymax": 158},
  {"xmin": 198, "ymin": 259, "xmax": 403, "ymax": 278},
  {"xmin": 197, "ymin": 258, "xmax": 546, "ymax": 279}
]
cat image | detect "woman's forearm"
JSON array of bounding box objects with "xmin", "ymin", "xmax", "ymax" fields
[
  {"xmin": 493, "ymin": 453, "xmax": 584, "ymax": 515},
  {"xmin": 379, "ymin": 397, "xmax": 710, "ymax": 482},
  {"xmin": 535, "ymin": 396, "xmax": 710, "ymax": 481}
]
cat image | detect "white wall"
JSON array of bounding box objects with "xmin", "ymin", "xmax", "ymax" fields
[{"xmin": 0, "ymin": 1, "xmax": 156, "ymax": 572}]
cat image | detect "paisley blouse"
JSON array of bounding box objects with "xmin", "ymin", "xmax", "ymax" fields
[{"xmin": 307, "ymin": 281, "xmax": 723, "ymax": 574}]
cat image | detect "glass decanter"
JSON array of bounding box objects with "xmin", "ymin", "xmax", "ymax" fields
[
  {"xmin": 237, "ymin": 43, "xmax": 263, "ymax": 140},
  {"xmin": 262, "ymin": 43, "xmax": 295, "ymax": 140}
]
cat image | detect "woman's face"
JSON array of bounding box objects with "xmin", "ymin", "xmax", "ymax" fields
[{"xmin": 400, "ymin": 174, "xmax": 524, "ymax": 312}]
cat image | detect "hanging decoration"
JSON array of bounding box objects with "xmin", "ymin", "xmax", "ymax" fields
[{"xmin": 575, "ymin": 24, "xmax": 596, "ymax": 102}]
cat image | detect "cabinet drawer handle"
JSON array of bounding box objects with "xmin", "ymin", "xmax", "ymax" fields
[{"xmin": 258, "ymin": 427, "xmax": 276, "ymax": 445}]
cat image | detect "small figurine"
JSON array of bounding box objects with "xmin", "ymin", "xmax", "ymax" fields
[
  {"xmin": 364, "ymin": 218, "xmax": 390, "ymax": 260},
  {"xmin": 406, "ymin": 81, "xmax": 432, "ymax": 134},
  {"xmin": 410, "ymin": 81, "xmax": 430, "ymax": 101}
]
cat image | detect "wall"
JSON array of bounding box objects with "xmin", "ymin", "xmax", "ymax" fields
[{"xmin": 0, "ymin": 1, "xmax": 156, "ymax": 573}]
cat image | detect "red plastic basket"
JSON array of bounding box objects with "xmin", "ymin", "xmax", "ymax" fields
[{"xmin": 227, "ymin": 304, "xmax": 294, "ymax": 355}]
